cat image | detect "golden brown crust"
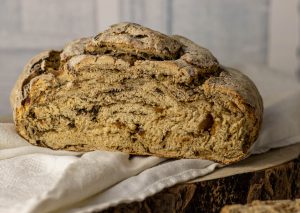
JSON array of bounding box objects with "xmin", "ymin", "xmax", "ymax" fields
[
  {"xmin": 10, "ymin": 51, "xmax": 53, "ymax": 122},
  {"xmin": 60, "ymin": 37, "xmax": 91, "ymax": 61},
  {"xmin": 221, "ymin": 199, "xmax": 300, "ymax": 213},
  {"xmin": 86, "ymin": 22, "xmax": 182, "ymax": 60},
  {"xmin": 204, "ymin": 68, "xmax": 263, "ymax": 150},
  {"xmin": 11, "ymin": 23, "xmax": 263, "ymax": 164},
  {"xmin": 172, "ymin": 35, "xmax": 219, "ymax": 70}
]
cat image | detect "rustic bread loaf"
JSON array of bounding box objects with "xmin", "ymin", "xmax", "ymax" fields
[
  {"xmin": 10, "ymin": 23, "xmax": 263, "ymax": 164},
  {"xmin": 221, "ymin": 200, "xmax": 300, "ymax": 213}
]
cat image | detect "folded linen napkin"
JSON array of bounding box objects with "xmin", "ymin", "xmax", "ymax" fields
[{"xmin": 1, "ymin": 67, "xmax": 300, "ymax": 213}]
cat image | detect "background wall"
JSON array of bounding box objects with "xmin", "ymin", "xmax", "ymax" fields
[{"xmin": 0, "ymin": 0, "xmax": 299, "ymax": 117}]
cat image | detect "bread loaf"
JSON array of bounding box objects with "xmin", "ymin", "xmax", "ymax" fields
[
  {"xmin": 10, "ymin": 23, "xmax": 263, "ymax": 164},
  {"xmin": 221, "ymin": 200, "xmax": 300, "ymax": 213}
]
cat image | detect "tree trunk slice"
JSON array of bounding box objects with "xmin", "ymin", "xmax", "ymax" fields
[{"xmin": 102, "ymin": 156, "xmax": 300, "ymax": 213}]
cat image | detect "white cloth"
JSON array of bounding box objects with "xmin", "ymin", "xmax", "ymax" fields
[{"xmin": 1, "ymin": 67, "xmax": 300, "ymax": 213}]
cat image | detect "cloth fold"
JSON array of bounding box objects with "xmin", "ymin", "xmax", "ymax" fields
[{"xmin": 1, "ymin": 67, "xmax": 300, "ymax": 213}]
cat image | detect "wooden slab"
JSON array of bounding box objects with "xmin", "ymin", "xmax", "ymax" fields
[{"xmin": 102, "ymin": 156, "xmax": 300, "ymax": 213}]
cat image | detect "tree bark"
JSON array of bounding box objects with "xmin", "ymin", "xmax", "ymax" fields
[{"xmin": 102, "ymin": 156, "xmax": 300, "ymax": 213}]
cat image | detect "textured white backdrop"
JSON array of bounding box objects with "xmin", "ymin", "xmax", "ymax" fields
[{"xmin": 0, "ymin": 0, "xmax": 299, "ymax": 116}]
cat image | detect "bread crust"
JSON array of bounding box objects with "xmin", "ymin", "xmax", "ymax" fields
[
  {"xmin": 11, "ymin": 51, "xmax": 53, "ymax": 121},
  {"xmin": 11, "ymin": 23, "xmax": 263, "ymax": 164},
  {"xmin": 221, "ymin": 199, "xmax": 300, "ymax": 213}
]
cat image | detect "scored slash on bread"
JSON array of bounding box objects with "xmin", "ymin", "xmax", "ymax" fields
[{"xmin": 10, "ymin": 23, "xmax": 263, "ymax": 164}]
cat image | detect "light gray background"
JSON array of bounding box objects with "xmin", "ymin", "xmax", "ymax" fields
[{"xmin": 0, "ymin": 0, "xmax": 299, "ymax": 117}]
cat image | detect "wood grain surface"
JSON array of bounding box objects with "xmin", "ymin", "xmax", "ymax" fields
[{"xmin": 102, "ymin": 156, "xmax": 300, "ymax": 213}]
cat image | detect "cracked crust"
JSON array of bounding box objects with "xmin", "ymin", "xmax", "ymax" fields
[
  {"xmin": 221, "ymin": 200, "xmax": 300, "ymax": 213},
  {"xmin": 11, "ymin": 22, "xmax": 263, "ymax": 164},
  {"xmin": 10, "ymin": 50, "xmax": 60, "ymax": 121},
  {"xmin": 85, "ymin": 22, "xmax": 183, "ymax": 60}
]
